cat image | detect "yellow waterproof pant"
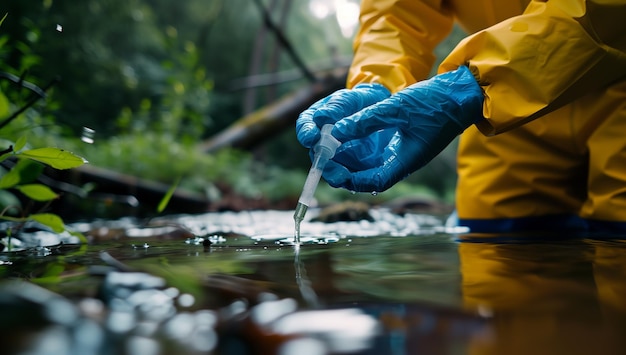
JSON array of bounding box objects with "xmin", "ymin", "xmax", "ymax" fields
[{"xmin": 456, "ymin": 79, "xmax": 626, "ymax": 232}]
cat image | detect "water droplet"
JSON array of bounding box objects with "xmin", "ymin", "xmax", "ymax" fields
[
  {"xmin": 371, "ymin": 191, "xmax": 378, "ymax": 196},
  {"xmin": 81, "ymin": 126, "xmax": 95, "ymax": 144},
  {"xmin": 56, "ymin": 24, "xmax": 63, "ymax": 32}
]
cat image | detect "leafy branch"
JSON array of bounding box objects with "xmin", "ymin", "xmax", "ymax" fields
[
  {"xmin": 0, "ymin": 13, "xmax": 87, "ymax": 243},
  {"xmin": 0, "ymin": 137, "xmax": 86, "ymax": 240}
]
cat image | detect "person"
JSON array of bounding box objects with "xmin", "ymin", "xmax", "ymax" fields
[{"xmin": 296, "ymin": 0, "xmax": 626, "ymax": 233}]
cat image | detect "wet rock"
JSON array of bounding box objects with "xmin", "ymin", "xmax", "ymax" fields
[
  {"xmin": 86, "ymin": 224, "xmax": 195, "ymax": 244},
  {"xmin": 0, "ymin": 280, "xmax": 105, "ymax": 355},
  {"xmin": 202, "ymin": 274, "xmax": 278, "ymax": 308},
  {"xmin": 0, "ymin": 280, "xmax": 80, "ymax": 327},
  {"xmin": 382, "ymin": 195, "xmax": 453, "ymax": 216},
  {"xmin": 311, "ymin": 201, "xmax": 374, "ymax": 223},
  {"xmin": 100, "ymin": 271, "xmax": 167, "ymax": 303},
  {"xmin": 217, "ymin": 299, "xmax": 380, "ymax": 355}
]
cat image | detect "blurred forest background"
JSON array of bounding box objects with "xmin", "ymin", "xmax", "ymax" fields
[{"xmin": 0, "ymin": 0, "xmax": 466, "ymax": 218}]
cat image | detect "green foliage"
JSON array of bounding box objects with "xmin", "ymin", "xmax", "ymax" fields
[
  {"xmin": 0, "ymin": 15, "xmax": 86, "ymax": 240},
  {"xmin": 15, "ymin": 184, "xmax": 58, "ymax": 202},
  {"xmin": 0, "ymin": 0, "xmax": 355, "ymax": 137},
  {"xmin": 2, "ymin": 212, "xmax": 65, "ymax": 233},
  {"xmin": 13, "ymin": 147, "xmax": 86, "ymax": 170},
  {"xmin": 44, "ymin": 131, "xmax": 304, "ymax": 204},
  {"xmin": 0, "ymin": 135, "xmax": 86, "ymax": 233}
]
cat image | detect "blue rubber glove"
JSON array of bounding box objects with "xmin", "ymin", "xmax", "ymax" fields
[
  {"xmin": 324, "ymin": 65, "xmax": 484, "ymax": 192},
  {"xmin": 296, "ymin": 83, "xmax": 391, "ymax": 148}
]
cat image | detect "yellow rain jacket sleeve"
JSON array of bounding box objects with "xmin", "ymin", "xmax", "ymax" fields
[
  {"xmin": 441, "ymin": 0, "xmax": 626, "ymax": 135},
  {"xmin": 348, "ymin": 0, "xmax": 626, "ymax": 136},
  {"xmin": 347, "ymin": 0, "xmax": 454, "ymax": 93}
]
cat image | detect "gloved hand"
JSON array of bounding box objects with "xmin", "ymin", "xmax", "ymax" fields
[
  {"xmin": 323, "ymin": 65, "xmax": 484, "ymax": 192},
  {"xmin": 296, "ymin": 82, "xmax": 391, "ymax": 148}
]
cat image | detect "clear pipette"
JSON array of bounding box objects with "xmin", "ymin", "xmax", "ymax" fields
[{"xmin": 294, "ymin": 124, "xmax": 341, "ymax": 244}]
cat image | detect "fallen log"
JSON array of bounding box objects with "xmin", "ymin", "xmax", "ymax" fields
[
  {"xmin": 44, "ymin": 164, "xmax": 210, "ymax": 219},
  {"xmin": 198, "ymin": 70, "xmax": 347, "ymax": 153}
]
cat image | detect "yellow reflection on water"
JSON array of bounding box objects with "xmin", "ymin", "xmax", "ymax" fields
[{"xmin": 459, "ymin": 239, "xmax": 626, "ymax": 355}]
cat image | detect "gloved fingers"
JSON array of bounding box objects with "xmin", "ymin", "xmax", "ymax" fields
[
  {"xmin": 296, "ymin": 87, "xmax": 367, "ymax": 147},
  {"xmin": 331, "ymin": 97, "xmax": 409, "ymax": 143},
  {"xmin": 297, "ymin": 84, "xmax": 391, "ymax": 148},
  {"xmin": 322, "ymin": 156, "xmax": 404, "ymax": 193},
  {"xmin": 311, "ymin": 85, "xmax": 390, "ymax": 127},
  {"xmin": 323, "ymin": 133, "xmax": 423, "ymax": 192},
  {"xmin": 309, "ymin": 140, "xmax": 385, "ymax": 173},
  {"xmin": 296, "ymin": 96, "xmax": 331, "ymax": 147},
  {"xmin": 333, "ymin": 140, "xmax": 384, "ymax": 172},
  {"xmin": 320, "ymin": 160, "xmax": 355, "ymax": 189},
  {"xmin": 297, "ymin": 121, "xmax": 321, "ymax": 149},
  {"xmin": 332, "ymin": 128, "xmax": 397, "ymax": 171},
  {"xmin": 307, "ymin": 136, "xmax": 387, "ymax": 172}
]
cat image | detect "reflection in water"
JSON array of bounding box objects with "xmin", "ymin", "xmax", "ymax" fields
[
  {"xmin": 3, "ymin": 210, "xmax": 626, "ymax": 354},
  {"xmin": 294, "ymin": 246, "xmax": 321, "ymax": 309},
  {"xmin": 460, "ymin": 238, "xmax": 626, "ymax": 355}
]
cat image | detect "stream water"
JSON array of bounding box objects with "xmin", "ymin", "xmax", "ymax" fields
[{"xmin": 2, "ymin": 208, "xmax": 626, "ymax": 355}]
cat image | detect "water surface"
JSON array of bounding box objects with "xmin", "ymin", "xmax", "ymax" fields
[{"xmin": 2, "ymin": 208, "xmax": 626, "ymax": 354}]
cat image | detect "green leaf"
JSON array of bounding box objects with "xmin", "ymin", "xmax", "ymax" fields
[
  {"xmin": 0, "ymin": 167, "xmax": 20, "ymax": 189},
  {"xmin": 13, "ymin": 159, "xmax": 44, "ymax": 184},
  {"xmin": 15, "ymin": 184, "xmax": 59, "ymax": 201},
  {"xmin": 157, "ymin": 177, "xmax": 180, "ymax": 213},
  {"xmin": 0, "ymin": 159, "xmax": 44, "ymax": 189},
  {"xmin": 18, "ymin": 147, "xmax": 86, "ymax": 169},
  {"xmin": 0, "ymin": 91, "xmax": 10, "ymax": 118},
  {"xmin": 14, "ymin": 136, "xmax": 27, "ymax": 152},
  {"xmin": 28, "ymin": 213, "xmax": 66, "ymax": 233},
  {"xmin": 0, "ymin": 13, "xmax": 7, "ymax": 27}
]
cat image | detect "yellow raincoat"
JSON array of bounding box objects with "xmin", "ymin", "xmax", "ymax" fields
[{"xmin": 348, "ymin": 0, "xmax": 626, "ymax": 230}]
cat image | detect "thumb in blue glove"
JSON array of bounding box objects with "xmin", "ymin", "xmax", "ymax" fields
[
  {"xmin": 324, "ymin": 65, "xmax": 484, "ymax": 193},
  {"xmin": 296, "ymin": 82, "xmax": 390, "ymax": 148}
]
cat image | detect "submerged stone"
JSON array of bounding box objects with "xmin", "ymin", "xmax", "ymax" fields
[{"xmin": 311, "ymin": 201, "xmax": 374, "ymax": 223}]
